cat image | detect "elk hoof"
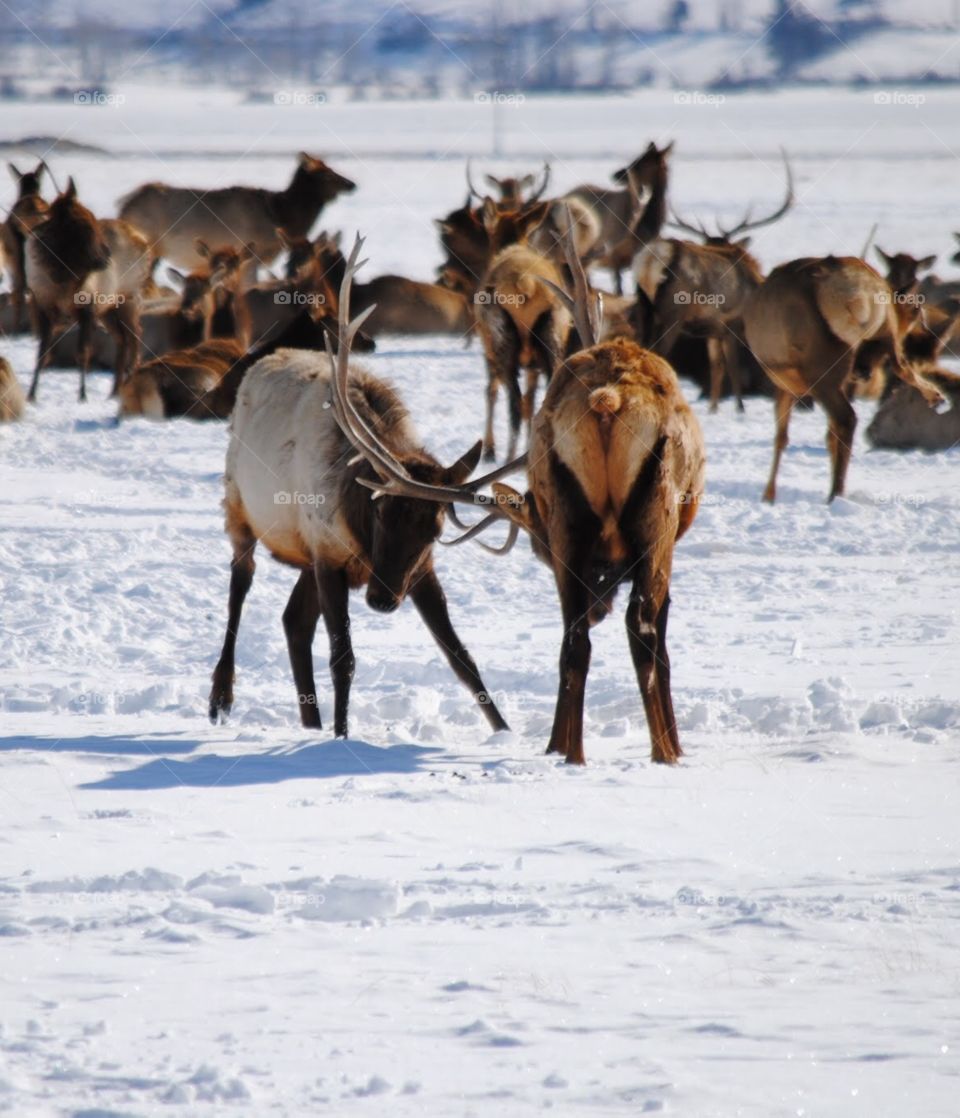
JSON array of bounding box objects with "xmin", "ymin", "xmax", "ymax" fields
[{"xmin": 209, "ymin": 691, "xmax": 232, "ymax": 724}]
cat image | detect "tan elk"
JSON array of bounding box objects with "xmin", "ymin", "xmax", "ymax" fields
[
  {"xmin": 476, "ymin": 198, "xmax": 572, "ymax": 461},
  {"xmin": 1, "ymin": 161, "xmax": 50, "ymax": 333},
  {"xmin": 466, "ymin": 159, "xmax": 551, "ymax": 209},
  {"xmin": 208, "ymin": 236, "xmax": 508, "ymax": 736},
  {"xmin": 867, "ymin": 367, "xmax": 960, "ymax": 451},
  {"xmin": 118, "ymin": 153, "xmax": 355, "ymax": 271},
  {"xmin": 0, "ymin": 355, "xmax": 25, "ymax": 421},
  {"xmin": 26, "ymin": 178, "xmax": 151, "ymax": 402},
  {"xmin": 566, "ymin": 141, "xmax": 673, "ymax": 294},
  {"xmin": 119, "ymin": 337, "xmax": 243, "ymax": 419},
  {"xmin": 874, "ymin": 247, "xmax": 960, "ymax": 368},
  {"xmin": 633, "ymin": 154, "xmax": 794, "ymax": 412},
  {"xmin": 360, "ymin": 212, "xmax": 706, "ymax": 765},
  {"xmin": 743, "ymin": 256, "xmax": 943, "ymax": 503}
]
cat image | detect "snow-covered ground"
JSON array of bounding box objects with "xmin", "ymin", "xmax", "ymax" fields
[{"xmin": 1, "ymin": 93, "xmax": 959, "ymax": 1116}]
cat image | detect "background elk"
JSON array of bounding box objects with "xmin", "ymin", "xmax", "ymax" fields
[
  {"xmin": 466, "ymin": 159, "xmax": 551, "ymax": 209},
  {"xmin": 874, "ymin": 247, "xmax": 960, "ymax": 366},
  {"xmin": 118, "ymin": 152, "xmax": 355, "ymax": 271},
  {"xmin": 566, "ymin": 140, "xmax": 673, "ymax": 293},
  {"xmin": 0, "ymin": 355, "xmax": 25, "ymax": 421},
  {"xmin": 119, "ymin": 337, "xmax": 243, "ymax": 419},
  {"xmin": 476, "ymin": 197, "xmax": 572, "ymax": 461},
  {"xmin": 867, "ymin": 367, "xmax": 960, "ymax": 451},
  {"xmin": 1, "ymin": 161, "xmax": 49, "ymax": 333},
  {"xmin": 208, "ymin": 237, "xmax": 508, "ymax": 736},
  {"xmin": 361, "ymin": 215, "xmax": 706, "ymax": 765},
  {"xmin": 743, "ymin": 255, "xmax": 943, "ymax": 502},
  {"xmin": 26, "ymin": 178, "xmax": 150, "ymax": 402},
  {"xmin": 435, "ymin": 195, "xmax": 490, "ymax": 297}
]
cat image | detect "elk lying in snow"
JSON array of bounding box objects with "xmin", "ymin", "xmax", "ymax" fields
[
  {"xmin": 119, "ymin": 338, "xmax": 243, "ymax": 419},
  {"xmin": 1, "ymin": 161, "xmax": 49, "ymax": 333},
  {"xmin": 309, "ymin": 231, "xmax": 473, "ymax": 337},
  {"xmin": 118, "ymin": 152, "xmax": 356, "ymax": 270},
  {"xmin": 0, "ymin": 355, "xmax": 25, "ymax": 421},
  {"xmin": 208, "ymin": 237, "xmax": 508, "ymax": 735},
  {"xmin": 477, "ymin": 198, "xmax": 572, "ymax": 461},
  {"xmin": 867, "ymin": 367, "xmax": 960, "ymax": 451},
  {"xmin": 26, "ymin": 178, "xmax": 151, "ymax": 402},
  {"xmin": 566, "ymin": 141, "xmax": 673, "ymax": 293},
  {"xmin": 743, "ymin": 256, "xmax": 943, "ymax": 502},
  {"xmin": 362, "ymin": 215, "xmax": 706, "ymax": 765},
  {"xmin": 466, "ymin": 159, "xmax": 551, "ymax": 209}
]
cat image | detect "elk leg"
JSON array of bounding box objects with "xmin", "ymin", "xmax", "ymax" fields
[
  {"xmin": 76, "ymin": 303, "xmax": 95, "ymax": 403},
  {"xmin": 707, "ymin": 336, "xmax": 725, "ymax": 413},
  {"xmin": 209, "ymin": 527, "xmax": 257, "ymax": 724},
  {"xmin": 27, "ymin": 307, "xmax": 53, "ymax": 402},
  {"xmin": 480, "ymin": 305, "xmax": 519, "ymax": 462},
  {"xmin": 654, "ymin": 592, "xmax": 681, "ymax": 759},
  {"xmin": 504, "ymin": 368, "xmax": 523, "ymax": 461},
  {"xmin": 315, "ymin": 565, "xmax": 354, "ymax": 738},
  {"xmin": 763, "ymin": 387, "xmax": 795, "ymax": 504},
  {"xmin": 625, "ymin": 575, "xmax": 678, "ymax": 764},
  {"xmin": 723, "ymin": 334, "xmax": 745, "ymax": 413},
  {"xmin": 821, "ymin": 375, "xmax": 857, "ymax": 503},
  {"xmin": 483, "ymin": 377, "xmax": 499, "ymax": 462},
  {"xmin": 282, "ymin": 569, "xmax": 322, "ymax": 729},
  {"xmin": 409, "ymin": 565, "xmax": 509, "ymax": 733},
  {"xmin": 547, "ymin": 568, "xmax": 592, "ymax": 765}
]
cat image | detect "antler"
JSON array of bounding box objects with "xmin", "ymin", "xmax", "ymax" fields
[
  {"xmin": 718, "ymin": 148, "xmax": 794, "ymax": 239},
  {"xmin": 542, "ymin": 203, "xmax": 602, "ymax": 350},
  {"xmin": 668, "ymin": 209, "xmax": 711, "ymax": 240},
  {"xmin": 527, "ymin": 161, "xmax": 552, "ymax": 203},
  {"xmin": 465, "ymin": 158, "xmax": 482, "ymax": 201}
]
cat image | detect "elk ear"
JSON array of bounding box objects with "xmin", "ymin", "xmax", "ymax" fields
[
  {"xmin": 166, "ymin": 267, "xmax": 186, "ymax": 286},
  {"xmin": 445, "ymin": 440, "xmax": 483, "ymax": 485},
  {"xmin": 194, "ymin": 238, "xmax": 212, "ymax": 260},
  {"xmin": 875, "ymin": 247, "xmax": 893, "ymax": 267},
  {"xmin": 491, "ymin": 482, "xmax": 533, "ymax": 532},
  {"xmin": 484, "ymin": 174, "xmax": 501, "ymax": 190},
  {"xmin": 332, "ymin": 230, "xmax": 342, "ymax": 248},
  {"xmin": 64, "ymin": 176, "xmax": 77, "ymax": 200},
  {"xmin": 917, "ymin": 254, "xmax": 937, "ymax": 271},
  {"xmin": 660, "ymin": 141, "xmax": 675, "ymax": 157},
  {"xmin": 208, "ymin": 264, "xmax": 228, "ymax": 288},
  {"xmin": 481, "ymin": 197, "xmax": 500, "ymax": 233},
  {"xmin": 735, "ymin": 235, "xmax": 752, "ymax": 249},
  {"xmin": 519, "ymin": 201, "xmax": 550, "ymax": 236},
  {"xmin": 7, "ymin": 163, "xmax": 21, "ymax": 182},
  {"xmin": 435, "ymin": 218, "xmax": 453, "ymax": 233}
]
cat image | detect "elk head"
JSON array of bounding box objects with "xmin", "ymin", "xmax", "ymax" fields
[
  {"xmin": 36, "ymin": 177, "xmax": 111, "ymax": 278},
  {"xmin": 875, "ymin": 247, "xmax": 936, "ymax": 296},
  {"xmin": 167, "ymin": 264, "xmax": 226, "ymax": 322},
  {"xmin": 7, "ymin": 160, "xmax": 46, "ymax": 199},
  {"xmin": 467, "ymin": 159, "xmax": 551, "ymax": 207},
  {"xmin": 481, "ymin": 197, "xmax": 551, "ymax": 254},
  {"xmin": 612, "ymin": 141, "xmax": 674, "ymax": 187},
  {"xmin": 325, "ymin": 237, "xmax": 488, "ymax": 610},
  {"xmin": 293, "ymin": 152, "xmax": 356, "ymax": 201}
]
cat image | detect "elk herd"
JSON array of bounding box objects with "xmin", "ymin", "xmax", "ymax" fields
[{"xmin": 1, "ymin": 142, "xmax": 957, "ymax": 764}]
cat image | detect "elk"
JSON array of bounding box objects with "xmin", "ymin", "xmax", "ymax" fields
[
  {"xmin": 1, "ymin": 161, "xmax": 49, "ymax": 333},
  {"xmin": 874, "ymin": 247, "xmax": 960, "ymax": 368},
  {"xmin": 633, "ymin": 153, "xmax": 794, "ymax": 411},
  {"xmin": 0, "ymin": 355, "xmax": 25, "ymax": 421},
  {"xmin": 743, "ymin": 256, "xmax": 943, "ymax": 503},
  {"xmin": 118, "ymin": 337, "xmax": 243, "ymax": 419},
  {"xmin": 117, "ymin": 153, "xmax": 356, "ymax": 271},
  {"xmin": 435, "ymin": 195, "xmax": 490, "ymax": 296},
  {"xmin": 466, "ymin": 159, "xmax": 551, "ymax": 209},
  {"xmin": 25, "ymin": 178, "xmax": 150, "ymax": 402},
  {"xmin": 866, "ymin": 367, "xmax": 960, "ymax": 451},
  {"xmin": 476, "ymin": 197, "xmax": 572, "ymax": 461},
  {"xmin": 360, "ymin": 211, "xmax": 706, "ymax": 765},
  {"xmin": 208, "ymin": 236, "xmax": 508, "ymax": 736},
  {"xmin": 308, "ymin": 231, "xmax": 474, "ymax": 337},
  {"xmin": 566, "ymin": 141, "xmax": 673, "ymax": 294}
]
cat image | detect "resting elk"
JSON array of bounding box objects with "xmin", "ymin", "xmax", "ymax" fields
[
  {"xmin": 1, "ymin": 161, "xmax": 49, "ymax": 333},
  {"xmin": 743, "ymin": 255, "xmax": 943, "ymax": 503},
  {"xmin": 476, "ymin": 197, "xmax": 572, "ymax": 461},
  {"xmin": 361, "ymin": 211, "xmax": 705, "ymax": 765},
  {"xmin": 208, "ymin": 237, "xmax": 508, "ymax": 736},
  {"xmin": 25, "ymin": 178, "xmax": 150, "ymax": 402},
  {"xmin": 118, "ymin": 153, "xmax": 355, "ymax": 271},
  {"xmin": 634, "ymin": 153, "xmax": 794, "ymax": 412}
]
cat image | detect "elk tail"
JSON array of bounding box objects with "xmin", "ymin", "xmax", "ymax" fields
[{"xmin": 588, "ymin": 385, "xmax": 622, "ymax": 416}]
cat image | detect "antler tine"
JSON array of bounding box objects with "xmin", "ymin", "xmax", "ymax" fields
[
  {"xmin": 544, "ymin": 202, "xmax": 600, "ymax": 349},
  {"xmin": 528, "ymin": 161, "xmax": 552, "ymax": 203},
  {"xmin": 439, "ymin": 511, "xmax": 521, "ymax": 554},
  {"xmin": 724, "ymin": 148, "xmax": 794, "ymax": 238},
  {"xmin": 668, "ymin": 209, "xmax": 711, "ymax": 241},
  {"xmin": 465, "ymin": 157, "xmax": 482, "ymax": 201}
]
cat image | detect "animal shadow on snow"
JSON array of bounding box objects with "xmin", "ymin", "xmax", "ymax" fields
[{"xmin": 75, "ymin": 737, "xmax": 443, "ymax": 791}]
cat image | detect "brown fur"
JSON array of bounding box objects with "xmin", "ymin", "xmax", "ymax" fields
[
  {"xmin": 867, "ymin": 367, "xmax": 960, "ymax": 451},
  {"xmin": 1, "ymin": 162, "xmax": 49, "ymax": 334},
  {"xmin": 0, "ymin": 356, "xmax": 25, "ymax": 421},
  {"xmin": 119, "ymin": 338, "xmax": 243, "ymax": 419}
]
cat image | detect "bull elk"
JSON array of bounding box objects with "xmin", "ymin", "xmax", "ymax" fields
[
  {"xmin": 743, "ymin": 256, "xmax": 943, "ymax": 503},
  {"xmin": 476, "ymin": 197, "xmax": 572, "ymax": 461},
  {"xmin": 118, "ymin": 153, "xmax": 355, "ymax": 271},
  {"xmin": 25, "ymin": 178, "xmax": 150, "ymax": 402},
  {"xmin": 566, "ymin": 141, "xmax": 673, "ymax": 294},
  {"xmin": 361, "ymin": 211, "xmax": 706, "ymax": 765},
  {"xmin": 466, "ymin": 159, "xmax": 551, "ymax": 209},
  {"xmin": 1, "ymin": 161, "xmax": 49, "ymax": 333},
  {"xmin": 208, "ymin": 236, "xmax": 507, "ymax": 736}
]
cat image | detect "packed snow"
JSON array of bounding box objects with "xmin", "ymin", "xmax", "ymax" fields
[{"xmin": 1, "ymin": 90, "xmax": 959, "ymax": 1116}]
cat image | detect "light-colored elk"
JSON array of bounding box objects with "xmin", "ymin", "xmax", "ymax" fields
[
  {"xmin": 359, "ymin": 210, "xmax": 706, "ymax": 765},
  {"xmin": 566, "ymin": 141, "xmax": 672, "ymax": 294},
  {"xmin": 867, "ymin": 367, "xmax": 960, "ymax": 451},
  {"xmin": 0, "ymin": 355, "xmax": 25, "ymax": 421},
  {"xmin": 476, "ymin": 198, "xmax": 572, "ymax": 461},
  {"xmin": 207, "ymin": 236, "xmax": 508, "ymax": 736},
  {"xmin": 118, "ymin": 153, "xmax": 355, "ymax": 271},
  {"xmin": 25, "ymin": 178, "xmax": 151, "ymax": 402},
  {"xmin": 743, "ymin": 255, "xmax": 943, "ymax": 503},
  {"xmin": 1, "ymin": 161, "xmax": 49, "ymax": 333}
]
